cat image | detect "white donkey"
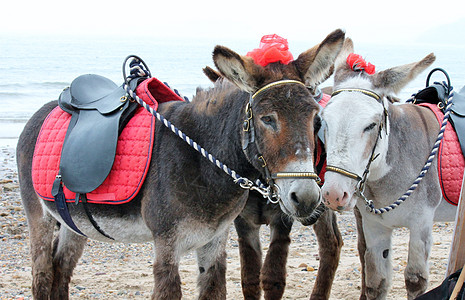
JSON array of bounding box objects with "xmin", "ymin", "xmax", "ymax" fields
[{"xmin": 320, "ymin": 39, "xmax": 458, "ymax": 300}]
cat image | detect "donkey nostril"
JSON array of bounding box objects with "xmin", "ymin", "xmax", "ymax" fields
[
  {"xmin": 342, "ymin": 192, "xmax": 349, "ymax": 203},
  {"xmin": 291, "ymin": 192, "xmax": 299, "ymax": 204}
]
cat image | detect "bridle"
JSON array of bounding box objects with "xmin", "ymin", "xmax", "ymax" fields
[
  {"xmin": 325, "ymin": 88, "xmax": 388, "ymax": 201},
  {"xmin": 243, "ymin": 79, "xmax": 322, "ymax": 203}
]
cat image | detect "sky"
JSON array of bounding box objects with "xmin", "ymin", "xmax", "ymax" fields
[{"xmin": 2, "ymin": 0, "xmax": 465, "ymax": 45}]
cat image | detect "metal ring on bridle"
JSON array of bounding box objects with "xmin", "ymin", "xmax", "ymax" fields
[{"xmin": 267, "ymin": 184, "xmax": 281, "ymax": 204}]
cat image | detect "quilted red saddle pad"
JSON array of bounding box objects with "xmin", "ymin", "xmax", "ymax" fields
[
  {"xmin": 32, "ymin": 77, "xmax": 184, "ymax": 204},
  {"xmin": 420, "ymin": 103, "xmax": 465, "ymax": 206}
]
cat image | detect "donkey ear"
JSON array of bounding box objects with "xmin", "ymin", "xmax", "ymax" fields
[
  {"xmin": 292, "ymin": 29, "xmax": 345, "ymax": 88},
  {"xmin": 334, "ymin": 38, "xmax": 355, "ymax": 72},
  {"xmin": 202, "ymin": 66, "xmax": 222, "ymax": 83},
  {"xmin": 372, "ymin": 53, "xmax": 436, "ymax": 94},
  {"xmin": 213, "ymin": 46, "xmax": 263, "ymax": 93}
]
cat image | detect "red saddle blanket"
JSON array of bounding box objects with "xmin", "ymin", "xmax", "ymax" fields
[
  {"xmin": 32, "ymin": 77, "xmax": 184, "ymax": 204},
  {"xmin": 420, "ymin": 103, "xmax": 465, "ymax": 206}
]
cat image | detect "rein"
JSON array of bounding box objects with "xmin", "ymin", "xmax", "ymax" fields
[
  {"xmin": 326, "ymin": 87, "xmax": 454, "ymax": 214},
  {"xmin": 122, "ymin": 56, "xmax": 320, "ymax": 204}
]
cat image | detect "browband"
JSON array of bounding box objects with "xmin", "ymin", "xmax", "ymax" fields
[
  {"xmin": 331, "ymin": 88, "xmax": 380, "ymax": 101},
  {"xmin": 252, "ymin": 80, "xmax": 306, "ymax": 99}
]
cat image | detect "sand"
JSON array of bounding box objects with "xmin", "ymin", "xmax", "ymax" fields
[{"xmin": 0, "ymin": 145, "xmax": 456, "ymax": 299}]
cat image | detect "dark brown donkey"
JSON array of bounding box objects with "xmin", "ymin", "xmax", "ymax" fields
[
  {"xmin": 17, "ymin": 29, "xmax": 345, "ymax": 300},
  {"xmin": 204, "ymin": 55, "xmax": 342, "ymax": 300},
  {"xmin": 234, "ymin": 193, "xmax": 342, "ymax": 300}
]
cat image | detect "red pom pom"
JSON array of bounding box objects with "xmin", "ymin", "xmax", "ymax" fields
[
  {"xmin": 246, "ymin": 34, "xmax": 294, "ymax": 67},
  {"xmin": 347, "ymin": 53, "xmax": 375, "ymax": 75}
]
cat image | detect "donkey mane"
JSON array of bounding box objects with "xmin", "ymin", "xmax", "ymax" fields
[
  {"xmin": 191, "ymin": 63, "xmax": 306, "ymax": 115},
  {"xmin": 192, "ymin": 79, "xmax": 241, "ymax": 115}
]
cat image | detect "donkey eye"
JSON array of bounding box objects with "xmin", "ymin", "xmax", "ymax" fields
[
  {"xmin": 260, "ymin": 115, "xmax": 278, "ymax": 130},
  {"xmin": 364, "ymin": 122, "xmax": 377, "ymax": 132}
]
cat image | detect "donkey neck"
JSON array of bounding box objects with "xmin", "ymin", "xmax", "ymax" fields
[
  {"xmin": 366, "ymin": 102, "xmax": 439, "ymax": 194},
  {"xmin": 160, "ymin": 88, "xmax": 259, "ymax": 185}
]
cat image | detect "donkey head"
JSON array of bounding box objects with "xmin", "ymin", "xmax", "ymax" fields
[
  {"xmin": 213, "ymin": 29, "xmax": 345, "ymax": 223},
  {"xmin": 320, "ymin": 38, "xmax": 436, "ymax": 211}
]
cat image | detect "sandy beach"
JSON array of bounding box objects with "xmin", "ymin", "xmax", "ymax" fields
[{"xmin": 0, "ymin": 144, "xmax": 456, "ymax": 299}]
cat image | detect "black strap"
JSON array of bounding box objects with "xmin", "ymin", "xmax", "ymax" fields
[
  {"xmin": 52, "ymin": 177, "xmax": 114, "ymax": 240},
  {"xmin": 52, "ymin": 176, "xmax": 87, "ymax": 237},
  {"xmin": 80, "ymin": 194, "xmax": 114, "ymax": 240}
]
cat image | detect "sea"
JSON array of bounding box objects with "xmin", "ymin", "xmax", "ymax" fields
[{"xmin": 1, "ymin": 34, "xmax": 465, "ymax": 147}]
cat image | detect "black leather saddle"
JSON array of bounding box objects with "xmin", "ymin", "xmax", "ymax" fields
[{"xmin": 57, "ymin": 74, "xmax": 139, "ymax": 196}]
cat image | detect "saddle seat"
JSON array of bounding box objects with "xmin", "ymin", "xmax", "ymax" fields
[
  {"xmin": 59, "ymin": 74, "xmax": 128, "ymax": 113},
  {"xmin": 57, "ymin": 74, "xmax": 139, "ymax": 195}
]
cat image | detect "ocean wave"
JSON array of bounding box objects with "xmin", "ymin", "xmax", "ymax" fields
[
  {"xmin": 0, "ymin": 91, "xmax": 30, "ymax": 97},
  {"xmin": 0, "ymin": 117, "xmax": 29, "ymax": 123},
  {"xmin": 0, "ymin": 81, "xmax": 69, "ymax": 89}
]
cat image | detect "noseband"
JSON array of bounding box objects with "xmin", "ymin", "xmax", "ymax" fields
[
  {"xmin": 244, "ymin": 80, "xmax": 322, "ymax": 203},
  {"xmin": 325, "ymin": 88, "xmax": 387, "ymax": 195}
]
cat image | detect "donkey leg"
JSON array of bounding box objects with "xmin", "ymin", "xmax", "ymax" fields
[
  {"xmin": 50, "ymin": 226, "xmax": 87, "ymax": 300},
  {"xmin": 362, "ymin": 218, "xmax": 393, "ymax": 300},
  {"xmin": 20, "ymin": 181, "xmax": 56, "ymax": 300},
  {"xmin": 310, "ymin": 208, "xmax": 343, "ymax": 300},
  {"xmin": 196, "ymin": 230, "xmax": 228, "ymax": 300},
  {"xmin": 354, "ymin": 206, "xmax": 368, "ymax": 300},
  {"xmin": 28, "ymin": 212, "xmax": 56, "ymax": 299},
  {"xmin": 261, "ymin": 213, "xmax": 293, "ymax": 300},
  {"xmin": 404, "ymin": 221, "xmax": 433, "ymax": 299},
  {"xmin": 152, "ymin": 239, "xmax": 183, "ymax": 300},
  {"xmin": 234, "ymin": 215, "xmax": 263, "ymax": 299}
]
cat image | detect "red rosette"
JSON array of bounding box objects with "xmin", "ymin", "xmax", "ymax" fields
[
  {"xmin": 247, "ymin": 34, "xmax": 294, "ymax": 66},
  {"xmin": 347, "ymin": 53, "xmax": 375, "ymax": 75}
]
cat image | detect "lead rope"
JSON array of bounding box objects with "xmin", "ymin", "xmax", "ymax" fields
[
  {"xmin": 122, "ymin": 55, "xmax": 275, "ymax": 201},
  {"xmin": 362, "ymin": 89, "xmax": 454, "ymax": 214}
]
